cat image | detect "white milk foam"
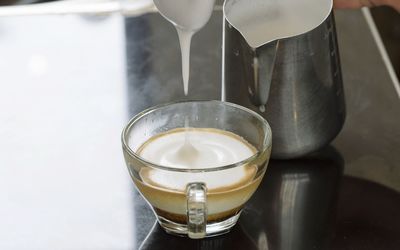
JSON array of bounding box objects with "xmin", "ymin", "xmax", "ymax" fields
[
  {"xmin": 224, "ymin": 0, "xmax": 332, "ymax": 48},
  {"xmin": 138, "ymin": 128, "xmax": 257, "ymax": 191}
]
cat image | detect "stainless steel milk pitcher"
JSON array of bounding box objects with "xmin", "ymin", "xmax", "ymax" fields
[{"xmin": 223, "ymin": 4, "xmax": 345, "ymax": 159}]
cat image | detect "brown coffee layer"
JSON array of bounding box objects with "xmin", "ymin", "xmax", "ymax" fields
[{"xmin": 154, "ymin": 205, "xmax": 244, "ymax": 224}]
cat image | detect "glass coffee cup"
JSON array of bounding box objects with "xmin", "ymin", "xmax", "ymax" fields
[{"xmin": 121, "ymin": 101, "xmax": 272, "ymax": 238}]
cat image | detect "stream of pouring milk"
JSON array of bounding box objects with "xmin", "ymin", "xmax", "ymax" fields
[
  {"xmin": 153, "ymin": 0, "xmax": 215, "ymax": 95},
  {"xmin": 153, "ymin": 0, "xmax": 216, "ymax": 162},
  {"xmin": 177, "ymin": 29, "xmax": 193, "ymax": 96}
]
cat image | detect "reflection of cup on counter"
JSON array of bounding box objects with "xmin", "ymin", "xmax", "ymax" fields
[
  {"xmin": 140, "ymin": 222, "xmax": 259, "ymax": 250},
  {"xmin": 122, "ymin": 101, "xmax": 272, "ymax": 239},
  {"xmin": 240, "ymin": 147, "xmax": 344, "ymax": 250}
]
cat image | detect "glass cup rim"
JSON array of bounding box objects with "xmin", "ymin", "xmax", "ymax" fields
[{"xmin": 121, "ymin": 100, "xmax": 272, "ymax": 173}]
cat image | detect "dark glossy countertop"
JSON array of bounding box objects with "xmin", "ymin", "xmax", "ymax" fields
[{"xmin": 0, "ymin": 7, "xmax": 400, "ymax": 250}]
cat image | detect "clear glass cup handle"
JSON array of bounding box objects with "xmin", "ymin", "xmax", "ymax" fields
[{"xmin": 186, "ymin": 182, "xmax": 207, "ymax": 239}]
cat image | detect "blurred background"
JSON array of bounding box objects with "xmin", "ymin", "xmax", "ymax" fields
[
  {"xmin": 1, "ymin": 1, "xmax": 398, "ymax": 78},
  {"xmin": 0, "ymin": 0, "xmax": 55, "ymax": 5},
  {"xmin": 371, "ymin": 6, "xmax": 400, "ymax": 77}
]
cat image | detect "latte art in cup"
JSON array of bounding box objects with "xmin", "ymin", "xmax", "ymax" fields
[
  {"xmin": 138, "ymin": 128, "xmax": 255, "ymax": 170},
  {"xmin": 133, "ymin": 128, "xmax": 264, "ymax": 223}
]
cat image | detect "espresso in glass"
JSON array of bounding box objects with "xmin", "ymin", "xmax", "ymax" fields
[{"xmin": 122, "ymin": 101, "xmax": 271, "ymax": 238}]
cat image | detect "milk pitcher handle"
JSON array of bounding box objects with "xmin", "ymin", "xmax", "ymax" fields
[{"xmin": 186, "ymin": 182, "xmax": 207, "ymax": 239}]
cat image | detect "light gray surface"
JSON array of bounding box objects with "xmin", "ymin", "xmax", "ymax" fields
[{"xmin": 0, "ymin": 15, "xmax": 137, "ymax": 249}]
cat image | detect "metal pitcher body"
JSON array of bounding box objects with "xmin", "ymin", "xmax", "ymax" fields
[{"xmin": 224, "ymin": 12, "xmax": 346, "ymax": 159}]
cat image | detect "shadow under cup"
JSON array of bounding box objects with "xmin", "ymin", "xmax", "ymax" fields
[{"xmin": 122, "ymin": 101, "xmax": 272, "ymax": 239}]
